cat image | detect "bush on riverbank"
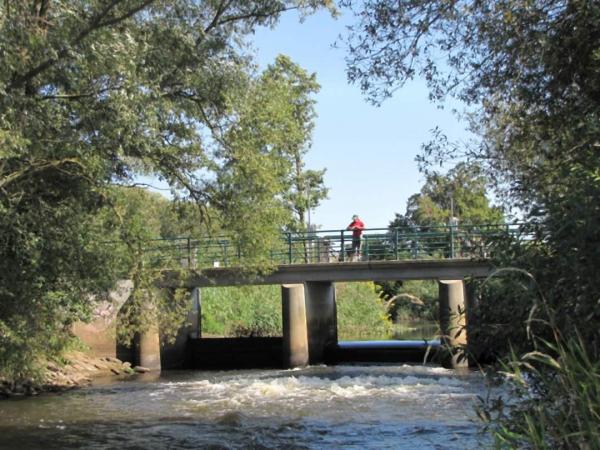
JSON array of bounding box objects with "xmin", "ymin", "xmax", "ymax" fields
[
  {"xmin": 376, "ymin": 280, "xmax": 438, "ymax": 322},
  {"xmin": 202, "ymin": 285, "xmax": 282, "ymax": 337},
  {"xmin": 336, "ymin": 282, "xmax": 392, "ymax": 340}
]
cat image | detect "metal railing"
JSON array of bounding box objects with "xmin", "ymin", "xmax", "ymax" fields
[{"xmin": 121, "ymin": 223, "xmax": 533, "ymax": 270}]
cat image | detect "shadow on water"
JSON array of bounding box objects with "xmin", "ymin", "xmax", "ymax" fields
[{"xmin": 0, "ymin": 416, "xmax": 481, "ymax": 450}]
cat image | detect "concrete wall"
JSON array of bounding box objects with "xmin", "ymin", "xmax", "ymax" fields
[
  {"xmin": 160, "ymin": 288, "xmax": 200, "ymax": 369},
  {"xmin": 72, "ymin": 280, "xmax": 133, "ymax": 358},
  {"xmin": 73, "ymin": 282, "xmax": 199, "ymax": 370}
]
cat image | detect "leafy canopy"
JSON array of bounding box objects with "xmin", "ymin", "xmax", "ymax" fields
[{"xmin": 0, "ymin": 0, "xmax": 333, "ymax": 379}]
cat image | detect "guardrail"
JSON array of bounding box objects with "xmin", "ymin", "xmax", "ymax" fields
[{"xmin": 121, "ymin": 223, "xmax": 534, "ymax": 269}]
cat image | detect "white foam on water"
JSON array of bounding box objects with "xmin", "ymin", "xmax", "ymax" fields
[
  {"xmin": 0, "ymin": 364, "xmax": 496, "ymax": 450},
  {"xmin": 155, "ymin": 365, "xmax": 487, "ymax": 423}
]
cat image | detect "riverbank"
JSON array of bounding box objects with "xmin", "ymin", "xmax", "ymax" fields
[{"xmin": 0, "ymin": 352, "xmax": 150, "ymax": 399}]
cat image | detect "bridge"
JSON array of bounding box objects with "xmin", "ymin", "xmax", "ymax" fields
[
  {"xmin": 85, "ymin": 224, "xmax": 532, "ymax": 372},
  {"xmin": 141, "ymin": 223, "xmax": 523, "ymax": 271}
]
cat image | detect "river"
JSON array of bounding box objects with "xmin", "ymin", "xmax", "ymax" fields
[{"xmin": 0, "ymin": 363, "xmax": 494, "ymax": 449}]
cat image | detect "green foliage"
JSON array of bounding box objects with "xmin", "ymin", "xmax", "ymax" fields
[
  {"xmin": 0, "ymin": 1, "xmax": 333, "ymax": 381},
  {"xmin": 201, "ymin": 285, "xmax": 282, "ymax": 337},
  {"xmin": 0, "ymin": 172, "xmax": 116, "ymax": 380},
  {"xmin": 215, "ymin": 55, "xmax": 327, "ymax": 264},
  {"xmin": 405, "ymin": 163, "xmax": 503, "ymax": 226},
  {"xmin": 377, "ymin": 280, "xmax": 438, "ymax": 322},
  {"xmin": 200, "ymin": 282, "xmax": 391, "ymax": 340},
  {"xmin": 392, "ymin": 162, "xmax": 503, "ymax": 228},
  {"xmin": 336, "ymin": 282, "xmax": 392, "ymax": 340},
  {"xmin": 479, "ymin": 332, "xmax": 600, "ymax": 449},
  {"xmin": 262, "ymin": 56, "xmax": 328, "ymax": 231}
]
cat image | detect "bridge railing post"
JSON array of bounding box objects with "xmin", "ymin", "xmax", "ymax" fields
[
  {"xmin": 449, "ymin": 224, "xmax": 455, "ymax": 259},
  {"xmin": 394, "ymin": 228, "xmax": 399, "ymax": 260},
  {"xmin": 287, "ymin": 232, "xmax": 293, "ymax": 264},
  {"xmin": 340, "ymin": 230, "xmax": 345, "ymax": 262},
  {"xmin": 223, "ymin": 242, "xmax": 229, "ymax": 266}
]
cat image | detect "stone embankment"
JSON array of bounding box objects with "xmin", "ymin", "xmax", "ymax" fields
[{"xmin": 0, "ymin": 351, "xmax": 150, "ymax": 398}]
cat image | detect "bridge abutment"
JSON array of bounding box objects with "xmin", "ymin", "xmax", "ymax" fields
[
  {"xmin": 438, "ymin": 279, "xmax": 468, "ymax": 369},
  {"xmin": 305, "ymin": 281, "xmax": 338, "ymax": 365},
  {"xmin": 281, "ymin": 284, "xmax": 309, "ymax": 368}
]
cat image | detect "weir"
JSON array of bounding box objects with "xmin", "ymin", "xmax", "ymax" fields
[
  {"xmin": 75, "ymin": 259, "xmax": 482, "ymax": 371},
  {"xmin": 73, "ymin": 223, "xmax": 529, "ymax": 370}
]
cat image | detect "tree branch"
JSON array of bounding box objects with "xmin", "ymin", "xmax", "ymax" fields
[
  {"xmin": 0, "ymin": 158, "xmax": 87, "ymax": 190},
  {"xmin": 7, "ymin": 0, "xmax": 155, "ymax": 93}
]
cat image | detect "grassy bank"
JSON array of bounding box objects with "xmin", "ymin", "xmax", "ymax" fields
[{"xmin": 201, "ymin": 282, "xmax": 391, "ymax": 340}]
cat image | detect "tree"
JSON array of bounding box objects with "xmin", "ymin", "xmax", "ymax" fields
[
  {"xmin": 0, "ymin": 1, "xmax": 333, "ymax": 380},
  {"xmin": 261, "ymin": 55, "xmax": 328, "ymax": 232},
  {"xmin": 213, "ymin": 55, "xmax": 326, "ymax": 264},
  {"xmin": 403, "ymin": 163, "xmax": 503, "ymax": 227},
  {"xmin": 340, "ymin": 0, "xmax": 598, "ymax": 221},
  {"xmin": 340, "ymin": 0, "xmax": 599, "ymax": 342},
  {"xmin": 340, "ymin": 3, "xmax": 599, "ymax": 445}
]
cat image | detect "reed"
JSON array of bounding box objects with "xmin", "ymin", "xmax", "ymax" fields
[{"xmin": 479, "ymin": 332, "xmax": 600, "ymax": 449}]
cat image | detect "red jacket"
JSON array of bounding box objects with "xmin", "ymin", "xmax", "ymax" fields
[{"xmin": 347, "ymin": 218, "xmax": 365, "ymax": 238}]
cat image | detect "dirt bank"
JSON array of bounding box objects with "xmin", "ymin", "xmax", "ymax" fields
[{"xmin": 0, "ymin": 351, "xmax": 151, "ymax": 398}]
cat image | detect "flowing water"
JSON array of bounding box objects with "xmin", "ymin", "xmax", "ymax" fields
[{"xmin": 0, "ymin": 364, "xmax": 494, "ymax": 449}]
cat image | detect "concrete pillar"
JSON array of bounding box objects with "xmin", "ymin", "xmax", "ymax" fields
[
  {"xmin": 190, "ymin": 288, "xmax": 201, "ymax": 338},
  {"xmin": 160, "ymin": 288, "xmax": 200, "ymax": 369},
  {"xmin": 305, "ymin": 281, "xmax": 337, "ymax": 365},
  {"xmin": 438, "ymin": 279, "xmax": 468, "ymax": 369},
  {"xmin": 281, "ymin": 284, "xmax": 309, "ymax": 368},
  {"xmin": 116, "ymin": 288, "xmax": 161, "ymax": 371},
  {"xmin": 464, "ymin": 280, "xmax": 478, "ymax": 366},
  {"xmin": 137, "ymin": 325, "xmax": 161, "ymax": 370}
]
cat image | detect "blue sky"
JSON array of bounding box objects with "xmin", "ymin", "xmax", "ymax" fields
[{"xmin": 251, "ymin": 9, "xmax": 470, "ymax": 231}]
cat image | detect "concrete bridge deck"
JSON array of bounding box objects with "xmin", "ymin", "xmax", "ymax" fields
[{"xmin": 160, "ymin": 259, "xmax": 494, "ymax": 288}]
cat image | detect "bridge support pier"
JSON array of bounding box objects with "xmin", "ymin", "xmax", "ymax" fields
[
  {"xmin": 115, "ymin": 290, "xmax": 162, "ymax": 371},
  {"xmin": 160, "ymin": 288, "xmax": 200, "ymax": 369},
  {"xmin": 305, "ymin": 281, "xmax": 337, "ymax": 365},
  {"xmin": 438, "ymin": 279, "xmax": 468, "ymax": 369},
  {"xmin": 282, "ymin": 284, "xmax": 309, "ymax": 368},
  {"xmin": 138, "ymin": 325, "xmax": 161, "ymax": 370}
]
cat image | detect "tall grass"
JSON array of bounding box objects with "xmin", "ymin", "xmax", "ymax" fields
[
  {"xmin": 332, "ymin": 282, "xmax": 392, "ymax": 340},
  {"xmin": 201, "ymin": 285, "xmax": 282, "ymax": 337},
  {"xmin": 480, "ymin": 332, "xmax": 600, "ymax": 449},
  {"xmin": 200, "ymin": 282, "xmax": 392, "ymax": 340}
]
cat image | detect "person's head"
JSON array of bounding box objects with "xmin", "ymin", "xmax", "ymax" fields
[{"xmin": 352, "ymin": 214, "xmax": 359, "ymax": 220}]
